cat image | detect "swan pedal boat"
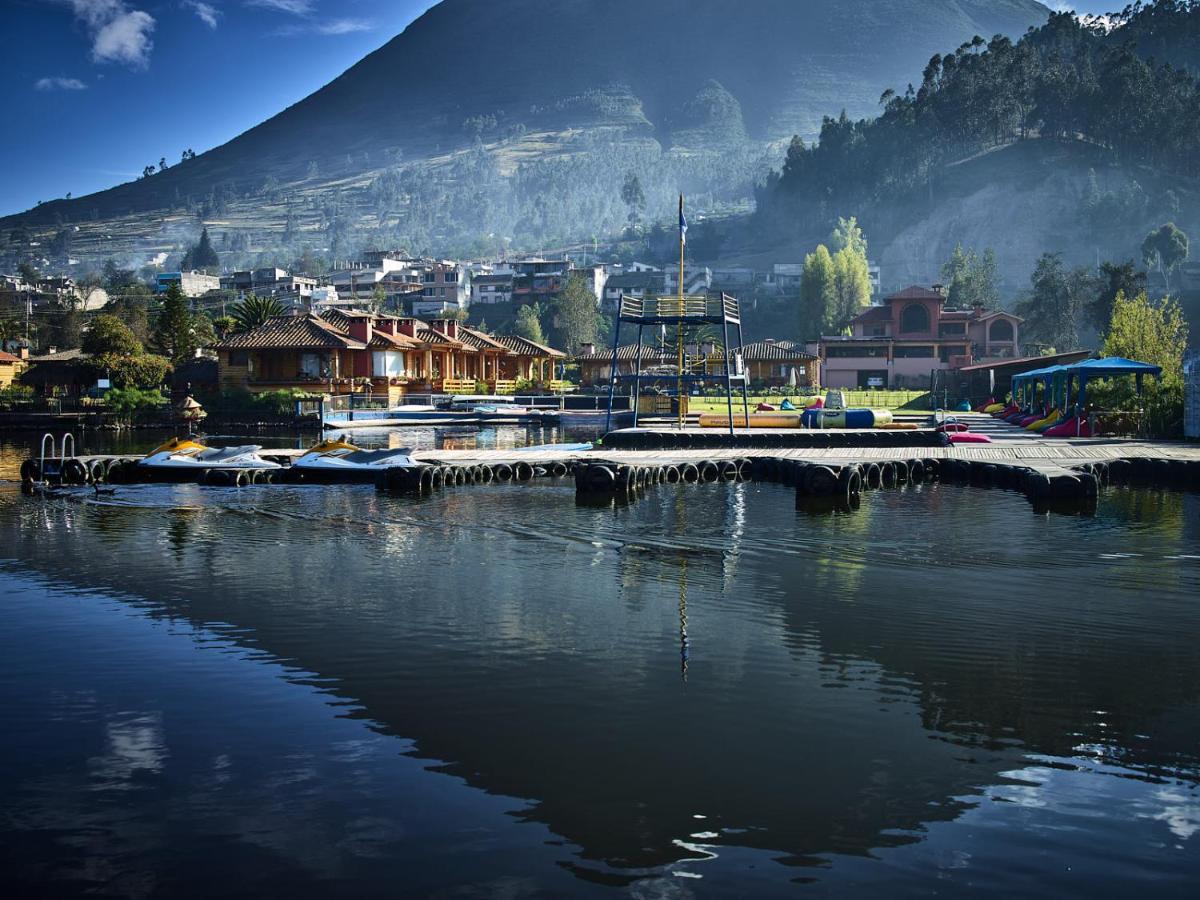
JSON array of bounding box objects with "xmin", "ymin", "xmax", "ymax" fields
[
  {"xmin": 139, "ymin": 437, "xmax": 281, "ymax": 480},
  {"xmin": 290, "ymin": 439, "xmax": 417, "ymax": 482}
]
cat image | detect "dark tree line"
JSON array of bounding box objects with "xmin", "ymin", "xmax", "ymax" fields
[{"xmin": 760, "ymin": 2, "xmax": 1200, "ymax": 225}]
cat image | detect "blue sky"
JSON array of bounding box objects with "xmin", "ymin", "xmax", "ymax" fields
[
  {"xmin": 0, "ymin": 1, "xmax": 1118, "ymax": 218},
  {"xmin": 0, "ymin": 0, "xmax": 433, "ymax": 216}
]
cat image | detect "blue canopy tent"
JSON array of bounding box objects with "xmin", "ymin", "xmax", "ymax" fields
[
  {"xmin": 1063, "ymin": 357, "xmax": 1163, "ymax": 413},
  {"xmin": 1011, "ymin": 364, "xmax": 1069, "ymax": 411}
]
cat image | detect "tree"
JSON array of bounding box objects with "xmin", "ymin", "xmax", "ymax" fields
[
  {"xmin": 1087, "ymin": 260, "xmax": 1146, "ymax": 329},
  {"xmin": 152, "ymin": 283, "xmax": 200, "ymax": 365},
  {"xmin": 212, "ymin": 315, "xmax": 237, "ymax": 338},
  {"xmin": 82, "ymin": 315, "xmax": 141, "ymax": 357},
  {"xmin": 1141, "ymin": 223, "xmax": 1189, "ymax": 292},
  {"xmin": 620, "ymin": 172, "xmax": 645, "ymax": 228},
  {"xmin": 514, "ymin": 303, "xmax": 545, "ymax": 344},
  {"xmin": 1098, "ymin": 290, "xmax": 1188, "ymax": 436},
  {"xmin": 941, "ymin": 245, "xmax": 1000, "ymax": 309},
  {"xmin": 370, "ymin": 284, "xmax": 387, "ymax": 313},
  {"xmin": 798, "ymin": 244, "xmax": 837, "ymax": 340},
  {"xmin": 830, "ymin": 216, "xmax": 868, "ymax": 258},
  {"xmin": 1102, "ymin": 291, "xmax": 1187, "ymax": 382},
  {"xmin": 231, "ymin": 294, "xmax": 284, "ymax": 332},
  {"xmin": 830, "ymin": 246, "xmax": 871, "ymax": 330},
  {"xmin": 549, "ymin": 276, "xmax": 602, "ymax": 354},
  {"xmin": 1015, "ymin": 252, "xmax": 1093, "ymax": 351},
  {"xmin": 188, "ymin": 227, "xmax": 220, "ymax": 271}
]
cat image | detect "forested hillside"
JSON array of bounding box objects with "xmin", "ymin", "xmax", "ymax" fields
[{"xmin": 750, "ymin": 2, "xmax": 1200, "ymax": 304}]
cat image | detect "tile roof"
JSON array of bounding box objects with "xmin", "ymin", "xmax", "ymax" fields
[
  {"xmin": 852, "ymin": 305, "xmax": 892, "ymax": 323},
  {"xmin": 885, "ymin": 285, "xmax": 945, "ymax": 302},
  {"xmin": 493, "ymin": 335, "xmax": 566, "ymax": 358},
  {"xmin": 576, "ymin": 344, "xmax": 677, "ymax": 363},
  {"xmin": 455, "ymin": 326, "xmax": 510, "ymax": 352},
  {"xmin": 215, "ymin": 315, "xmax": 366, "ymax": 350},
  {"xmin": 416, "ymin": 325, "xmax": 464, "ymax": 348},
  {"xmin": 739, "ymin": 340, "xmax": 818, "ymax": 361},
  {"xmin": 26, "ymin": 348, "xmax": 88, "ymax": 363},
  {"xmin": 0, "ymin": 350, "xmax": 22, "ymax": 363}
]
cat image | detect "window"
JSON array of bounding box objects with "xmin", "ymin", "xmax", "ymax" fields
[
  {"xmin": 939, "ymin": 345, "xmax": 967, "ymax": 363},
  {"xmin": 870, "ymin": 326, "xmax": 887, "ymax": 337},
  {"xmin": 299, "ymin": 353, "xmax": 324, "ymax": 377},
  {"xmin": 445, "ymin": 272, "xmax": 458, "ymax": 283},
  {"xmin": 825, "ymin": 345, "xmax": 888, "ymax": 359},
  {"xmin": 989, "ymin": 319, "xmax": 1014, "ymax": 342},
  {"xmin": 373, "ymin": 351, "xmax": 406, "ymax": 377},
  {"xmin": 938, "ymin": 322, "xmax": 966, "ymax": 336},
  {"xmin": 423, "ymin": 272, "xmax": 436, "ymax": 283},
  {"xmin": 229, "ymin": 350, "xmax": 249, "ymax": 367},
  {"xmin": 894, "ymin": 345, "xmax": 934, "ymax": 358},
  {"xmin": 899, "ymin": 303, "xmax": 930, "ymax": 333}
]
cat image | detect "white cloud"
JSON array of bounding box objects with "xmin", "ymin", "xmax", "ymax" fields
[
  {"xmin": 277, "ymin": 17, "xmax": 373, "ymax": 36},
  {"xmin": 63, "ymin": 1, "xmax": 156, "ymax": 69},
  {"xmin": 35, "ymin": 76, "xmax": 89, "ymax": 91},
  {"xmin": 245, "ymin": 0, "xmax": 314, "ymax": 14},
  {"xmin": 182, "ymin": 1, "xmax": 221, "ymax": 29}
]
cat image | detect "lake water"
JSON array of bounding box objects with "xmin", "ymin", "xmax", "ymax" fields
[{"xmin": 1, "ymin": 432, "xmax": 1199, "ymax": 897}]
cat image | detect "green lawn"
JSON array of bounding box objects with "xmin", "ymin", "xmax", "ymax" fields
[{"xmin": 687, "ymin": 390, "xmax": 931, "ymax": 414}]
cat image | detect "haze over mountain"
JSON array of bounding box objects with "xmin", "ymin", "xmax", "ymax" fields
[{"xmin": 1, "ymin": 0, "xmax": 1050, "ymax": 264}]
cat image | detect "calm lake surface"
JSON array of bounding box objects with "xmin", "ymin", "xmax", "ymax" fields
[{"xmin": 1, "ymin": 432, "xmax": 1199, "ymax": 897}]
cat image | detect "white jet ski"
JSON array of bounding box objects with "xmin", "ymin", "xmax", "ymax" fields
[
  {"xmin": 138, "ymin": 437, "xmax": 282, "ymax": 482},
  {"xmin": 290, "ymin": 438, "xmax": 417, "ymax": 482}
]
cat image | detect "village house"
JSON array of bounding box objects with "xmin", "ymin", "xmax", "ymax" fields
[
  {"xmin": 0, "ymin": 348, "xmax": 27, "ymax": 388},
  {"xmin": 157, "ymin": 270, "xmax": 221, "ymax": 297},
  {"xmin": 601, "ymin": 271, "xmax": 658, "ymax": 312},
  {"xmin": 469, "ymin": 273, "xmax": 515, "ymax": 306},
  {"xmin": 212, "ymin": 309, "xmax": 566, "ymax": 402},
  {"xmin": 818, "ymin": 285, "xmax": 1022, "ymax": 389}
]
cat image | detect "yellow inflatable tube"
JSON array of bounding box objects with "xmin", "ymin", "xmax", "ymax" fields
[
  {"xmin": 1025, "ymin": 408, "xmax": 1061, "ymax": 431},
  {"xmin": 983, "ymin": 402, "xmax": 1005, "ymax": 414},
  {"xmin": 697, "ymin": 413, "xmax": 803, "ymax": 428}
]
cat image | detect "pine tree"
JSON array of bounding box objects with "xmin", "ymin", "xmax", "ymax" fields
[
  {"xmin": 191, "ymin": 227, "xmax": 220, "ymax": 271},
  {"xmin": 152, "ymin": 283, "xmax": 199, "ymax": 365}
]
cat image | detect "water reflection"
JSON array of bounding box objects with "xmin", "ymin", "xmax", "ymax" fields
[{"xmin": 0, "ymin": 479, "xmax": 1198, "ymax": 896}]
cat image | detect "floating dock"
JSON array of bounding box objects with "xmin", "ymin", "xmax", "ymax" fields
[{"xmin": 15, "ymin": 416, "xmax": 1200, "ymax": 512}]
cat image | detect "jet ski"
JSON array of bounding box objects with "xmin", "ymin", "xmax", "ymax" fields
[
  {"xmin": 138, "ymin": 437, "xmax": 281, "ymax": 481},
  {"xmin": 289, "ymin": 438, "xmax": 417, "ymax": 482}
]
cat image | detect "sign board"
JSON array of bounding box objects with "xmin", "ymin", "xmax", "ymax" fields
[
  {"xmin": 867, "ymin": 377, "xmax": 884, "ymax": 388},
  {"xmin": 96, "ymin": 378, "xmax": 111, "ymax": 389}
]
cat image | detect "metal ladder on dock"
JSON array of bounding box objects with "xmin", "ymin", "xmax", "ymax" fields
[{"xmin": 36, "ymin": 432, "xmax": 76, "ymax": 485}]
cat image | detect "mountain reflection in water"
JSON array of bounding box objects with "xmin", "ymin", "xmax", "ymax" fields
[{"xmin": 1, "ymin": 479, "xmax": 1198, "ymax": 897}]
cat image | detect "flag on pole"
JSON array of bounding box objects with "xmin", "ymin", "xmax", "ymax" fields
[{"xmin": 678, "ymin": 195, "xmax": 687, "ymax": 245}]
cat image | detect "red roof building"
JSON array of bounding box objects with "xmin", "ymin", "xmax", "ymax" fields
[{"xmin": 818, "ymin": 286, "xmax": 1023, "ymax": 389}]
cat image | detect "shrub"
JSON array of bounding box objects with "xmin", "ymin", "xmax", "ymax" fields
[{"xmin": 105, "ymin": 387, "xmax": 167, "ymax": 422}]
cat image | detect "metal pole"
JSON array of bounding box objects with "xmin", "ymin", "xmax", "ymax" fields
[
  {"xmin": 604, "ymin": 303, "xmax": 622, "ymax": 432},
  {"xmin": 677, "ymin": 194, "xmax": 685, "ymax": 431},
  {"xmin": 736, "ymin": 315, "xmax": 749, "ymax": 423},
  {"xmin": 632, "ymin": 323, "xmax": 644, "ymax": 428},
  {"xmin": 722, "ymin": 317, "xmax": 734, "ymax": 436}
]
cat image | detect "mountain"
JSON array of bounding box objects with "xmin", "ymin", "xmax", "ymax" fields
[{"xmin": 0, "ymin": 0, "xmax": 1049, "ymax": 265}]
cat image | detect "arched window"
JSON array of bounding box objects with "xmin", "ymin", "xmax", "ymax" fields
[
  {"xmin": 989, "ymin": 319, "xmax": 1014, "ymax": 342},
  {"xmin": 899, "ymin": 303, "xmax": 930, "ymax": 334}
]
